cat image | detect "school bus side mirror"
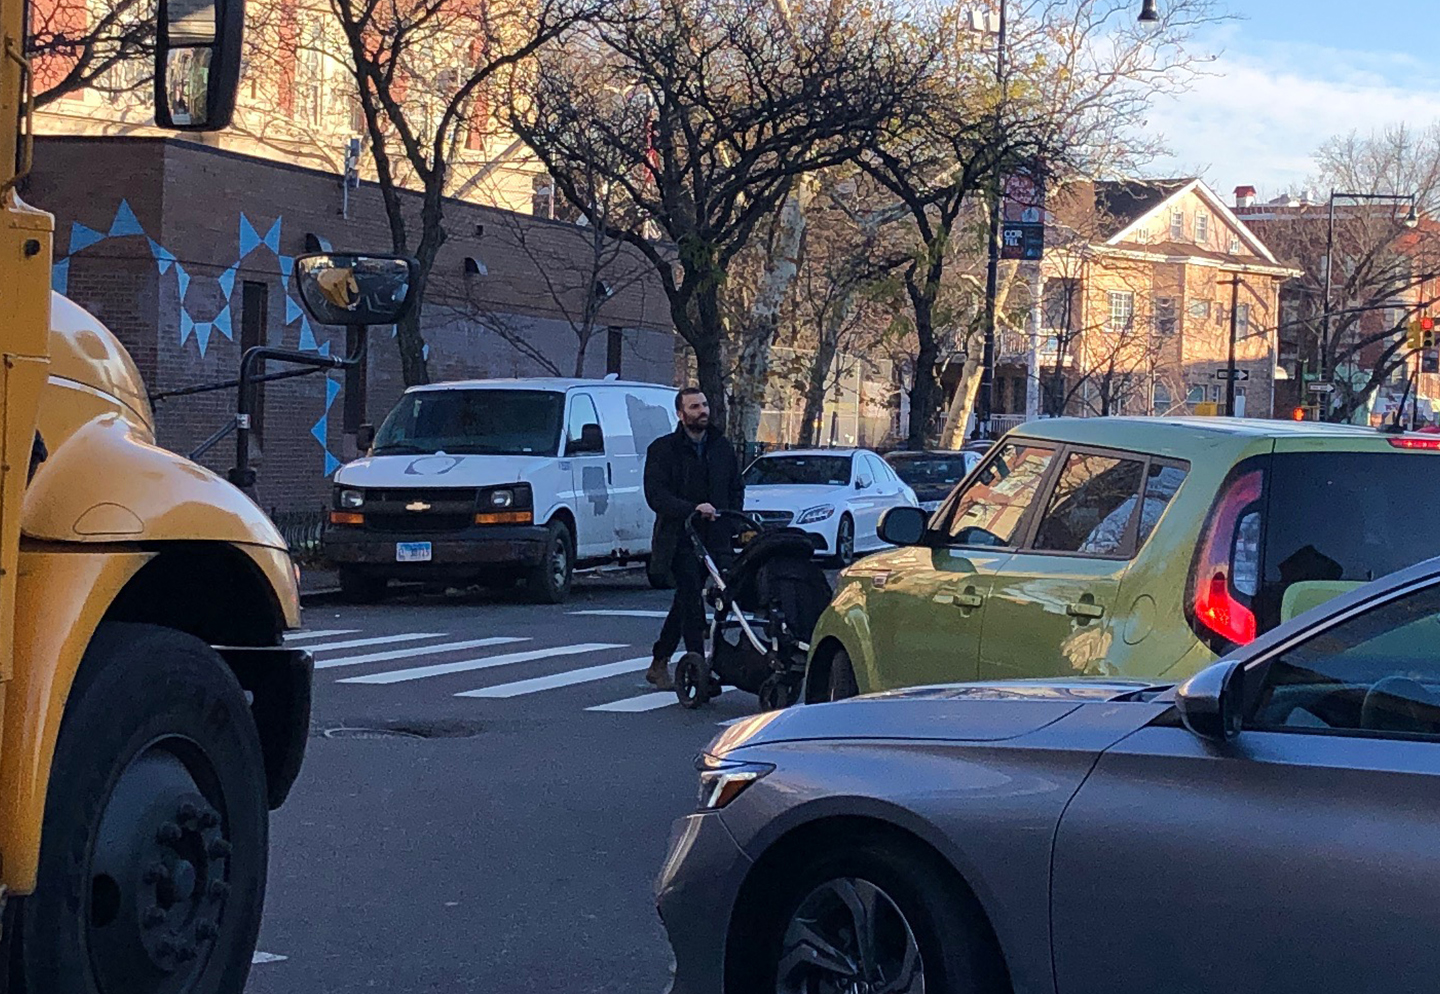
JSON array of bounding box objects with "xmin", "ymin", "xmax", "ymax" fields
[
  {"xmin": 295, "ymin": 253, "xmax": 419, "ymax": 327},
  {"xmin": 153, "ymin": 0, "xmax": 244, "ymax": 131}
]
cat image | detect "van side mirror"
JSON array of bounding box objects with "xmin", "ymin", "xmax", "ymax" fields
[
  {"xmin": 878, "ymin": 506, "xmax": 927, "ymax": 547},
  {"xmin": 357, "ymin": 424, "xmax": 375, "ymax": 452},
  {"xmin": 567, "ymin": 423, "xmax": 604, "ymax": 455},
  {"xmin": 1175, "ymin": 660, "xmax": 1246, "ymax": 743},
  {"xmin": 295, "ymin": 253, "xmax": 419, "ymax": 327},
  {"xmin": 154, "ymin": 0, "xmax": 244, "ymax": 131}
]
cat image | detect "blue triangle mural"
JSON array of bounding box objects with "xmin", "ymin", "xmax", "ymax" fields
[
  {"xmin": 180, "ymin": 309, "xmax": 194, "ymax": 345},
  {"xmin": 423, "ymin": 344, "xmax": 430, "ymax": 361},
  {"xmin": 262, "ymin": 218, "xmax": 282, "ymax": 254},
  {"xmin": 194, "ymin": 322, "xmax": 213, "ymax": 356},
  {"xmin": 324, "ymin": 452, "xmax": 342, "ymax": 476},
  {"xmin": 71, "ymin": 223, "xmax": 105, "ymax": 254},
  {"xmin": 317, "ymin": 340, "xmax": 331, "ymax": 357},
  {"xmin": 52, "ymin": 258, "xmax": 69, "ymax": 294},
  {"xmin": 213, "ymin": 305, "xmax": 232, "ymax": 340},
  {"xmin": 279, "ymin": 255, "xmax": 294, "ymax": 291},
  {"xmin": 324, "ymin": 376, "xmax": 341, "ymax": 409},
  {"xmin": 146, "ymin": 237, "xmax": 176, "ymax": 274},
  {"xmin": 310, "ymin": 412, "xmax": 327, "ymax": 447},
  {"xmin": 175, "ymin": 262, "xmax": 190, "ymax": 301},
  {"xmin": 297, "ymin": 316, "xmax": 317, "ymax": 351},
  {"xmin": 239, "ymin": 214, "xmax": 261, "ymax": 258},
  {"xmin": 218, "ymin": 264, "xmax": 237, "ymax": 298},
  {"xmin": 286, "ymin": 297, "xmax": 303, "ymax": 324},
  {"xmin": 109, "ymin": 200, "xmax": 144, "ymax": 238}
]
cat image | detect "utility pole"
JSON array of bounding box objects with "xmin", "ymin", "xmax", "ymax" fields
[
  {"xmin": 974, "ymin": 0, "xmax": 1007, "ymax": 441},
  {"xmin": 1222, "ymin": 275, "xmax": 1240, "ymax": 416}
]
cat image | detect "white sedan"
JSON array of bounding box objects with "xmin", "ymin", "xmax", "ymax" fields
[{"xmin": 741, "ymin": 448, "xmax": 919, "ymax": 565}]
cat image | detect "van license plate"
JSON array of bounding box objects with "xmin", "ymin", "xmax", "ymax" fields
[{"xmin": 396, "ymin": 542, "xmax": 432, "ymax": 563}]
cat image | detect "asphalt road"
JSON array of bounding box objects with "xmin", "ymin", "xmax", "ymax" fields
[{"xmin": 244, "ymin": 571, "xmax": 761, "ymax": 994}]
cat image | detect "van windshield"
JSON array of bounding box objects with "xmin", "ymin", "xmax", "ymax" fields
[{"xmin": 372, "ymin": 389, "xmax": 565, "ymax": 456}]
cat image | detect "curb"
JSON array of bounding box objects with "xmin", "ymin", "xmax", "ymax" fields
[{"xmin": 299, "ymin": 586, "xmax": 342, "ymax": 605}]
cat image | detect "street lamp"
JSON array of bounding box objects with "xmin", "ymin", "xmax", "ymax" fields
[
  {"xmin": 973, "ymin": 0, "xmax": 1164, "ymax": 439},
  {"xmin": 1318, "ymin": 189, "xmax": 1420, "ymax": 420}
]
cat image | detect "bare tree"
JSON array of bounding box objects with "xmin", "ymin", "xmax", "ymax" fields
[
  {"xmin": 510, "ymin": 0, "xmax": 931, "ymax": 430},
  {"xmin": 29, "ymin": 0, "xmax": 151, "ymax": 106}
]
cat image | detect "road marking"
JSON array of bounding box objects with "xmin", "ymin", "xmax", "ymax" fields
[
  {"xmin": 568, "ymin": 609, "xmax": 669, "ymax": 619},
  {"xmin": 315, "ymin": 637, "xmax": 528, "ymax": 671},
  {"xmin": 460, "ymin": 656, "xmax": 661, "ymax": 698},
  {"xmin": 252, "ymin": 951, "xmax": 288, "ymax": 964},
  {"xmin": 284, "ymin": 629, "xmax": 360, "ymax": 642},
  {"xmin": 340, "ymin": 643, "xmax": 626, "ymax": 685},
  {"xmin": 586, "ymin": 691, "xmax": 677, "ymax": 712},
  {"xmin": 306, "ymin": 633, "xmax": 447, "ymax": 652}
]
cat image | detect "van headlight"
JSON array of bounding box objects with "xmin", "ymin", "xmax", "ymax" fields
[
  {"xmin": 488, "ymin": 489, "xmax": 515, "ymax": 508},
  {"xmin": 338, "ymin": 489, "xmax": 364, "ymax": 509},
  {"xmin": 797, "ymin": 504, "xmax": 835, "ymax": 524},
  {"xmin": 696, "ymin": 754, "xmax": 774, "ymax": 810}
]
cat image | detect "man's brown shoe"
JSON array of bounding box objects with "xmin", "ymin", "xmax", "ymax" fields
[{"xmin": 645, "ymin": 656, "xmax": 674, "ymax": 690}]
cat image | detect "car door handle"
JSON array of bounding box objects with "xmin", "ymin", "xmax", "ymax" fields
[
  {"xmin": 1066, "ymin": 601, "xmax": 1105, "ymax": 619},
  {"xmin": 954, "ymin": 592, "xmax": 985, "ymax": 608},
  {"xmin": 607, "ymin": 462, "xmax": 612, "ymax": 485}
]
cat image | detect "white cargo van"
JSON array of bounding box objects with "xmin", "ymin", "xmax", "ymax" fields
[{"xmin": 324, "ymin": 377, "xmax": 676, "ymax": 602}]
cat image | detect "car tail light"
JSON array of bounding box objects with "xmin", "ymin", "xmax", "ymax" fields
[
  {"xmin": 1389, "ymin": 436, "xmax": 1440, "ymax": 450},
  {"xmin": 1187, "ymin": 468, "xmax": 1263, "ymax": 652}
]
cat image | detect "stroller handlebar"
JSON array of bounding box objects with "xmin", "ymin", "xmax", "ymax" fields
[{"xmin": 684, "ymin": 508, "xmax": 759, "ymax": 549}]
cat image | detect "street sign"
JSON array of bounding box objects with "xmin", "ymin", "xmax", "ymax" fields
[
  {"xmin": 1307, "ymin": 381, "xmax": 1336, "ymax": 395},
  {"xmin": 1000, "ymin": 164, "xmax": 1045, "ymax": 261},
  {"xmin": 1214, "ymin": 368, "xmax": 1250, "ymax": 381}
]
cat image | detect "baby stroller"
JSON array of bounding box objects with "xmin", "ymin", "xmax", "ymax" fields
[{"xmin": 674, "ymin": 510, "xmax": 833, "ymax": 712}]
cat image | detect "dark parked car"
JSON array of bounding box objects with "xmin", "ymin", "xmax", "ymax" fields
[
  {"xmin": 882, "ymin": 449, "xmax": 983, "ymax": 513},
  {"xmin": 657, "ymin": 554, "xmax": 1440, "ymax": 994}
]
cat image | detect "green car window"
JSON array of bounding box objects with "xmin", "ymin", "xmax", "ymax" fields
[
  {"xmin": 942, "ymin": 442, "xmax": 1055, "ymax": 548},
  {"xmin": 1033, "ymin": 453, "xmax": 1146, "ymax": 555}
]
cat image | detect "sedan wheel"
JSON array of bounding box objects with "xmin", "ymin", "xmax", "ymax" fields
[
  {"xmin": 833, "ymin": 515, "xmax": 856, "ymax": 567},
  {"xmin": 778, "ymin": 877, "xmax": 924, "ymax": 994}
]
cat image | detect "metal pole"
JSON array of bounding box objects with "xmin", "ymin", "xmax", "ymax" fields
[
  {"xmin": 975, "ymin": 0, "xmax": 1007, "ymax": 441},
  {"xmin": 1225, "ymin": 276, "xmax": 1239, "ymax": 416},
  {"xmin": 1320, "ymin": 190, "xmax": 1337, "ymax": 420}
]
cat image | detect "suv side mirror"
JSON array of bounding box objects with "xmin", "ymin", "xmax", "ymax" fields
[
  {"xmin": 878, "ymin": 506, "xmax": 927, "ymax": 547},
  {"xmin": 1175, "ymin": 660, "xmax": 1246, "ymax": 743},
  {"xmin": 296, "ymin": 253, "xmax": 419, "ymax": 327},
  {"xmin": 357, "ymin": 424, "xmax": 375, "ymax": 452},
  {"xmin": 567, "ymin": 423, "xmax": 604, "ymax": 455},
  {"xmin": 154, "ymin": 0, "xmax": 244, "ymax": 131}
]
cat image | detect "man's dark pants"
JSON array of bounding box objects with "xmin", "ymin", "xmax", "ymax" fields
[{"xmin": 654, "ymin": 546, "xmax": 706, "ymax": 659}]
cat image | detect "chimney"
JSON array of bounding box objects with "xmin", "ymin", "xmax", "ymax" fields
[{"xmin": 1234, "ymin": 185, "xmax": 1257, "ymax": 209}]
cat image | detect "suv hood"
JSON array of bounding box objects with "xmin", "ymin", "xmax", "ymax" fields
[
  {"xmin": 335, "ymin": 452, "xmax": 553, "ymax": 488},
  {"xmin": 711, "ymin": 679, "xmax": 1155, "ymax": 754}
]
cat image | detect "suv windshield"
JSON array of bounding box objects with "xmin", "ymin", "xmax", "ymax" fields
[
  {"xmin": 1256, "ymin": 451, "xmax": 1440, "ymax": 629},
  {"xmin": 372, "ymin": 389, "xmax": 565, "ymax": 456},
  {"xmin": 887, "ymin": 454, "xmax": 972, "ymax": 488},
  {"xmin": 744, "ymin": 455, "xmax": 852, "ymax": 487}
]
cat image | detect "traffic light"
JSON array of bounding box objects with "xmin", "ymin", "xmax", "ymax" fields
[
  {"xmin": 1407, "ymin": 315, "xmax": 1436, "ymax": 349},
  {"xmin": 1291, "ymin": 406, "xmax": 1306, "ymax": 421}
]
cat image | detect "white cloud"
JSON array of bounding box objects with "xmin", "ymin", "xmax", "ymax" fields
[{"xmin": 1142, "ymin": 34, "xmax": 1440, "ymax": 200}]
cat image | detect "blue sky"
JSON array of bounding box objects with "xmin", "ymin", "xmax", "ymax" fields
[{"xmin": 1145, "ymin": 0, "xmax": 1440, "ymax": 198}]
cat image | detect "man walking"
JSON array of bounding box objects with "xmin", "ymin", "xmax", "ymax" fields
[{"xmin": 643, "ymin": 388, "xmax": 744, "ymax": 690}]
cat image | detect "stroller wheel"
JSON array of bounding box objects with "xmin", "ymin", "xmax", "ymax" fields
[
  {"xmin": 758, "ymin": 674, "xmax": 797, "ymax": 712},
  {"xmin": 675, "ymin": 652, "xmax": 710, "ymax": 709}
]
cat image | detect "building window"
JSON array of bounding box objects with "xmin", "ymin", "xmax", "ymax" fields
[
  {"xmin": 1107, "ymin": 291, "xmax": 1134, "ymax": 333},
  {"xmin": 1229, "ymin": 236, "xmax": 1242, "ymax": 254},
  {"xmin": 1210, "ymin": 384, "xmax": 1223, "ymax": 403},
  {"xmin": 1170, "ymin": 209, "xmax": 1184, "ymax": 241},
  {"xmin": 241, "ymin": 282, "xmax": 269, "ymax": 445},
  {"xmin": 1155, "ymin": 297, "xmax": 1177, "ymax": 335},
  {"xmin": 1236, "ymin": 303, "xmax": 1252, "ymax": 336},
  {"xmin": 1153, "ymin": 383, "xmax": 1172, "ymax": 414},
  {"xmin": 606, "ymin": 327, "xmax": 623, "ymax": 376},
  {"xmin": 1187, "ymin": 299, "xmax": 1211, "ymax": 320},
  {"xmin": 1195, "ymin": 212, "xmax": 1210, "ymax": 243},
  {"xmin": 1187, "ymin": 384, "xmax": 1204, "ymax": 404},
  {"xmin": 1043, "ymin": 278, "xmax": 1079, "ymax": 331}
]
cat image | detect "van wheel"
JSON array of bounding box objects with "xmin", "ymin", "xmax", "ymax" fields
[
  {"xmin": 828, "ymin": 648, "xmax": 859, "ymax": 701},
  {"xmin": 11, "ymin": 623, "xmax": 268, "ymax": 994},
  {"xmin": 338, "ymin": 568, "xmax": 388, "ymax": 604},
  {"xmin": 527, "ymin": 520, "xmax": 574, "ymax": 604}
]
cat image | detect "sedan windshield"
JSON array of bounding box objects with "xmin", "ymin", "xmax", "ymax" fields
[
  {"xmin": 744, "ymin": 455, "xmax": 852, "ymax": 487},
  {"xmin": 887, "ymin": 454, "xmax": 972, "ymax": 488},
  {"xmin": 372, "ymin": 389, "xmax": 564, "ymax": 456}
]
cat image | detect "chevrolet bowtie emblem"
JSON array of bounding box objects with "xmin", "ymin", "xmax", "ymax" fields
[{"xmin": 405, "ymin": 501, "xmax": 431, "ymax": 512}]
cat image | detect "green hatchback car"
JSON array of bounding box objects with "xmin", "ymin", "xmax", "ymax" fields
[{"xmin": 804, "ymin": 417, "xmax": 1440, "ymax": 701}]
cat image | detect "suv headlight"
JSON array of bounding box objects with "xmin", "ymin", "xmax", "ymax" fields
[
  {"xmin": 797, "ymin": 504, "xmax": 835, "ymax": 525},
  {"xmin": 338, "ymin": 488, "xmax": 364, "ymax": 509},
  {"xmin": 696, "ymin": 754, "xmax": 774, "ymax": 810}
]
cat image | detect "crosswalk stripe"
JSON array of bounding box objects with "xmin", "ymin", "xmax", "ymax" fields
[
  {"xmin": 284, "ymin": 629, "xmax": 360, "ymax": 642},
  {"xmin": 339, "ymin": 643, "xmax": 626, "ymax": 686},
  {"xmin": 568, "ymin": 609, "xmax": 669, "ymax": 619},
  {"xmin": 306, "ymin": 633, "xmax": 446, "ymax": 652},
  {"xmin": 586, "ymin": 690, "xmax": 677, "ymax": 712},
  {"xmin": 315, "ymin": 637, "xmax": 529, "ymax": 671},
  {"xmin": 461, "ymin": 656, "xmax": 661, "ymax": 699}
]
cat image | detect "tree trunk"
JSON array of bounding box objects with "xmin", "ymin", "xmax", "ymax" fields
[
  {"xmin": 685, "ymin": 283, "xmax": 729, "ymax": 432},
  {"xmin": 938, "ymin": 334, "xmax": 985, "ymax": 449},
  {"xmin": 905, "ymin": 293, "xmax": 939, "ymax": 450},
  {"xmin": 731, "ymin": 176, "xmax": 814, "ymax": 443},
  {"xmin": 798, "ymin": 298, "xmax": 849, "ymax": 447}
]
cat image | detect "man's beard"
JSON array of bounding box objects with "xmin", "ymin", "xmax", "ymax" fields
[{"xmin": 686, "ymin": 414, "xmax": 709, "ymax": 430}]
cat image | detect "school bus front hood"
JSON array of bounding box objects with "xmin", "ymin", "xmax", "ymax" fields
[{"xmin": 47, "ymin": 293, "xmax": 154, "ymax": 430}]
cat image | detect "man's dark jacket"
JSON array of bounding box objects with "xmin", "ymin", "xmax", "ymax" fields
[{"xmin": 644, "ymin": 424, "xmax": 744, "ymax": 586}]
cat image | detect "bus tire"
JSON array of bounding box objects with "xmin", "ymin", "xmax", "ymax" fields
[{"xmin": 12, "ymin": 622, "xmax": 269, "ymax": 994}]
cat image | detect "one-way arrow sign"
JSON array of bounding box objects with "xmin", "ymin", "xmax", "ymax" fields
[{"xmin": 1214, "ymin": 368, "xmax": 1250, "ymax": 381}]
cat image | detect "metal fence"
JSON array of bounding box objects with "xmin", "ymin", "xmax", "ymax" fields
[{"xmin": 270, "ymin": 507, "xmax": 328, "ymax": 564}]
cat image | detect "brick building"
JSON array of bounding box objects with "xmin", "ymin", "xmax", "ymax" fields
[
  {"xmin": 27, "ymin": 136, "xmax": 675, "ymax": 515},
  {"xmin": 992, "ymin": 178, "xmax": 1298, "ymax": 422}
]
